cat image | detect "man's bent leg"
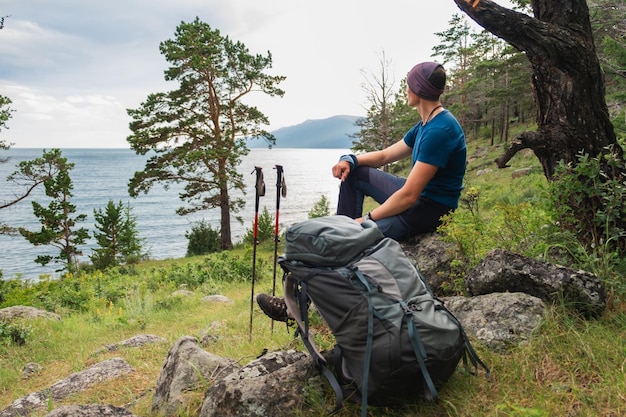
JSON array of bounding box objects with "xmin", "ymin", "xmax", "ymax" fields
[{"xmin": 337, "ymin": 167, "xmax": 405, "ymax": 218}]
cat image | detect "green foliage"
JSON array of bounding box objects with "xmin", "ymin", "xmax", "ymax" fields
[
  {"xmin": 438, "ymin": 177, "xmax": 552, "ymax": 269},
  {"xmin": 185, "ymin": 219, "xmax": 220, "ymax": 256},
  {"xmin": 543, "ymin": 147, "xmax": 626, "ymax": 294},
  {"xmin": 435, "ymin": 142, "xmax": 626, "ymax": 298},
  {"xmin": 431, "ymin": 14, "xmax": 534, "ymax": 143},
  {"xmin": 0, "ymin": 321, "xmax": 32, "ymax": 346},
  {"xmin": 91, "ymin": 200, "xmax": 146, "ymax": 269},
  {"xmin": 546, "ymin": 147, "xmax": 626, "ymax": 252},
  {"xmin": 308, "ymin": 195, "xmax": 330, "ymax": 218},
  {"xmin": 16, "ymin": 149, "xmax": 89, "ymax": 273},
  {"xmin": 0, "ymin": 250, "xmax": 259, "ymax": 315},
  {"xmin": 243, "ymin": 206, "xmax": 274, "ymax": 244},
  {"xmin": 591, "ymin": 0, "xmax": 626, "ymax": 141},
  {"xmin": 143, "ymin": 251, "xmax": 256, "ymax": 295},
  {"xmin": 494, "ymin": 404, "xmax": 549, "ymax": 417},
  {"xmin": 3, "ymin": 144, "xmax": 62, "ymax": 231},
  {"xmin": 0, "ymin": 94, "xmax": 13, "ymax": 151},
  {"xmin": 126, "ymin": 17, "xmax": 285, "ymax": 250}
]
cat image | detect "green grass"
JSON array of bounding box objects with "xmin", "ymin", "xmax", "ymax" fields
[
  {"xmin": 3, "ymin": 272, "xmax": 624, "ymax": 417},
  {"xmin": 1, "ymin": 136, "xmax": 626, "ymax": 416},
  {"xmin": 0, "ymin": 268, "xmax": 297, "ymax": 416}
]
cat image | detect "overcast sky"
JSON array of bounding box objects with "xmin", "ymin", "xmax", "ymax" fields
[{"xmin": 0, "ymin": 1, "xmax": 499, "ymax": 148}]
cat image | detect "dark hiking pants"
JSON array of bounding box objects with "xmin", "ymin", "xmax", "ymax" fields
[{"xmin": 336, "ymin": 166, "xmax": 452, "ymax": 241}]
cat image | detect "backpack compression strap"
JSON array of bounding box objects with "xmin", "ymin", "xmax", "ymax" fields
[
  {"xmin": 438, "ymin": 303, "xmax": 491, "ymax": 378},
  {"xmin": 284, "ymin": 274, "xmax": 344, "ymax": 414},
  {"xmin": 401, "ymin": 300, "xmax": 440, "ymax": 402},
  {"xmin": 414, "ymin": 268, "xmax": 491, "ymax": 388}
]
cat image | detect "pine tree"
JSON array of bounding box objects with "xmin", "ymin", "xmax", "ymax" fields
[
  {"xmin": 18, "ymin": 149, "xmax": 89, "ymax": 273},
  {"xmin": 91, "ymin": 200, "xmax": 145, "ymax": 269},
  {"xmin": 127, "ymin": 18, "xmax": 285, "ymax": 250}
]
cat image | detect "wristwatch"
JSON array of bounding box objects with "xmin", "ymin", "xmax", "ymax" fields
[{"xmin": 364, "ymin": 211, "xmax": 375, "ymax": 222}]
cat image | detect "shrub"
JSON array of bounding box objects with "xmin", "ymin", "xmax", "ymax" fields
[
  {"xmin": 439, "ymin": 185, "xmax": 551, "ymax": 268},
  {"xmin": 0, "ymin": 321, "xmax": 32, "ymax": 346},
  {"xmin": 546, "ymin": 146, "xmax": 626, "ymax": 257},
  {"xmin": 543, "ymin": 147, "xmax": 626, "ymax": 295},
  {"xmin": 186, "ymin": 220, "xmax": 220, "ymax": 256}
]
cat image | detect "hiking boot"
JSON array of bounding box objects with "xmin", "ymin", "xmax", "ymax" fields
[{"xmin": 256, "ymin": 293, "xmax": 289, "ymax": 322}]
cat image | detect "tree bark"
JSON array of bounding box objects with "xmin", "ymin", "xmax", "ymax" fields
[{"xmin": 454, "ymin": 0, "xmax": 621, "ymax": 178}]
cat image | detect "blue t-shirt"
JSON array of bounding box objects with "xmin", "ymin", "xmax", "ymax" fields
[{"xmin": 403, "ymin": 109, "xmax": 466, "ymax": 208}]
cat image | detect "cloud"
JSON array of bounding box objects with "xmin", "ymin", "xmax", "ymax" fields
[
  {"xmin": 1, "ymin": 20, "xmax": 89, "ymax": 81},
  {"xmin": 0, "ymin": 0, "xmax": 494, "ymax": 148},
  {"xmin": 2, "ymin": 83, "xmax": 130, "ymax": 147}
]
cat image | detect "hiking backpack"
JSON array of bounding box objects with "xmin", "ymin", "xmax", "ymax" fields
[{"xmin": 277, "ymin": 215, "xmax": 489, "ymax": 416}]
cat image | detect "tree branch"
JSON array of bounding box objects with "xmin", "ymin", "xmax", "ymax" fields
[
  {"xmin": 494, "ymin": 131, "xmax": 543, "ymax": 168},
  {"xmin": 454, "ymin": 0, "xmax": 591, "ymax": 66}
]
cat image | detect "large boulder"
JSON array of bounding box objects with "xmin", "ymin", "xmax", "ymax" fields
[
  {"xmin": 152, "ymin": 336, "xmax": 240, "ymax": 416},
  {"xmin": 199, "ymin": 350, "xmax": 321, "ymax": 417},
  {"xmin": 466, "ymin": 249, "xmax": 606, "ymax": 317},
  {"xmin": 444, "ymin": 292, "xmax": 546, "ymax": 353}
]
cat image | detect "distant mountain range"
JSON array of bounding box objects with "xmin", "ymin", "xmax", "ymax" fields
[{"xmin": 248, "ymin": 115, "xmax": 362, "ymax": 149}]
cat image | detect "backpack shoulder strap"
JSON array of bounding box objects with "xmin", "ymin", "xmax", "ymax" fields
[
  {"xmin": 352, "ymin": 268, "xmax": 375, "ymax": 417},
  {"xmin": 284, "ymin": 274, "xmax": 344, "ymax": 414}
]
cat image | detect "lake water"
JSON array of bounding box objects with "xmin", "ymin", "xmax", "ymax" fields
[{"xmin": 0, "ymin": 148, "xmax": 348, "ymax": 280}]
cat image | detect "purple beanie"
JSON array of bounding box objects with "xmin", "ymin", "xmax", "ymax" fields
[{"xmin": 407, "ymin": 62, "xmax": 446, "ymax": 101}]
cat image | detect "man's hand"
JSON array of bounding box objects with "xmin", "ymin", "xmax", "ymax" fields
[{"xmin": 332, "ymin": 160, "xmax": 351, "ymax": 182}]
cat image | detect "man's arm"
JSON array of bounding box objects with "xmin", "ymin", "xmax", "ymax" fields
[
  {"xmin": 365, "ymin": 161, "xmax": 438, "ymax": 221},
  {"xmin": 332, "ymin": 140, "xmax": 412, "ymax": 182}
]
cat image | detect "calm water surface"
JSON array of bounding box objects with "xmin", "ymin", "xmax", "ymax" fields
[{"xmin": 0, "ymin": 148, "xmax": 348, "ymax": 280}]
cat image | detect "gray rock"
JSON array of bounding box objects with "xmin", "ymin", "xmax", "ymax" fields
[
  {"xmin": 199, "ymin": 350, "xmax": 319, "ymax": 417},
  {"xmin": 466, "ymin": 249, "xmax": 606, "ymax": 316},
  {"xmin": 22, "ymin": 362, "xmax": 43, "ymax": 380},
  {"xmin": 0, "ymin": 306, "xmax": 61, "ymax": 322},
  {"xmin": 97, "ymin": 334, "xmax": 166, "ymax": 354},
  {"xmin": 401, "ymin": 233, "xmax": 462, "ymax": 296},
  {"xmin": 152, "ymin": 336, "xmax": 240, "ymax": 416},
  {"xmin": 44, "ymin": 404, "xmax": 137, "ymax": 417},
  {"xmin": 202, "ymin": 294, "xmax": 232, "ymax": 303},
  {"xmin": 445, "ymin": 292, "xmax": 546, "ymax": 353},
  {"xmin": 0, "ymin": 358, "xmax": 133, "ymax": 417},
  {"xmin": 512, "ymin": 167, "xmax": 533, "ymax": 178},
  {"xmin": 171, "ymin": 289, "xmax": 194, "ymax": 297}
]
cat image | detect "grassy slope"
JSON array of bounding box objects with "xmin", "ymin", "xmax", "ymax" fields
[{"xmin": 1, "ymin": 137, "xmax": 625, "ymax": 417}]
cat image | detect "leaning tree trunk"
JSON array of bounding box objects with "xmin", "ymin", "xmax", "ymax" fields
[
  {"xmin": 453, "ymin": 0, "xmax": 626, "ymax": 255},
  {"xmin": 453, "ymin": 0, "xmax": 621, "ymax": 178}
]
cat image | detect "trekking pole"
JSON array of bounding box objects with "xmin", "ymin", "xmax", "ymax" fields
[
  {"xmin": 249, "ymin": 166, "xmax": 265, "ymax": 341},
  {"xmin": 271, "ymin": 165, "xmax": 286, "ymax": 333}
]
